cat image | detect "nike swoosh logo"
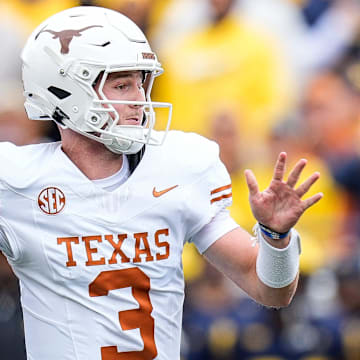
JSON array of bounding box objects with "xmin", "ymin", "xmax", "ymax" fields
[{"xmin": 153, "ymin": 185, "xmax": 178, "ymax": 198}]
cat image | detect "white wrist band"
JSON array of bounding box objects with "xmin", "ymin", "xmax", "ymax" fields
[{"xmin": 253, "ymin": 223, "xmax": 301, "ymax": 288}]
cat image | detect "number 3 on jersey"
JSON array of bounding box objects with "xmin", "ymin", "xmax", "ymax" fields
[{"xmin": 89, "ymin": 268, "xmax": 157, "ymax": 359}]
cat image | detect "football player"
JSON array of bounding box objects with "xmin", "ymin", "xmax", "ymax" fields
[{"xmin": 0, "ymin": 6, "xmax": 322, "ymax": 360}]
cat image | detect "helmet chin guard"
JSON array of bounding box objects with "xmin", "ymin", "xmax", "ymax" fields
[
  {"xmin": 101, "ymin": 125, "xmax": 147, "ymax": 155},
  {"xmin": 21, "ymin": 6, "xmax": 172, "ymax": 154}
]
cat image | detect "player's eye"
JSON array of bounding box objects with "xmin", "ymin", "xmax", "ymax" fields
[{"xmin": 116, "ymin": 84, "xmax": 128, "ymax": 90}]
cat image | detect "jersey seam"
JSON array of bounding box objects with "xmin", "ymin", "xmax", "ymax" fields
[
  {"xmin": 22, "ymin": 303, "xmax": 68, "ymax": 326},
  {"xmin": 31, "ymin": 202, "xmax": 81, "ymax": 360},
  {"xmin": 64, "ymin": 297, "xmax": 81, "ymax": 360},
  {"xmin": 29, "ymin": 201, "xmax": 79, "ymax": 359},
  {"xmin": 0, "ymin": 180, "xmax": 36, "ymax": 201}
]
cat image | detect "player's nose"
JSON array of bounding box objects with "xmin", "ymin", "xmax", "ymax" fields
[{"xmin": 129, "ymin": 87, "xmax": 145, "ymax": 108}]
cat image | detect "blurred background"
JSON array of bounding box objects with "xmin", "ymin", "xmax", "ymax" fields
[{"xmin": 1, "ymin": 0, "xmax": 360, "ymax": 359}]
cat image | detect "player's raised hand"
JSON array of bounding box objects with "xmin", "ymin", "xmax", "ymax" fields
[{"xmin": 244, "ymin": 152, "xmax": 323, "ymax": 233}]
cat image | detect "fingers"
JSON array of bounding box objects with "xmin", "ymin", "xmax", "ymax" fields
[
  {"xmin": 244, "ymin": 169, "xmax": 259, "ymax": 196},
  {"xmin": 287, "ymin": 159, "xmax": 307, "ymax": 188},
  {"xmin": 296, "ymin": 172, "xmax": 320, "ymax": 198},
  {"xmin": 297, "ymin": 171, "xmax": 323, "ymax": 210},
  {"xmin": 302, "ymin": 192, "xmax": 324, "ymax": 210},
  {"xmin": 273, "ymin": 152, "xmax": 287, "ymax": 182}
]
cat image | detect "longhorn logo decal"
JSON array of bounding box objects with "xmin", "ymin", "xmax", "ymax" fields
[{"xmin": 35, "ymin": 25, "xmax": 103, "ymax": 54}]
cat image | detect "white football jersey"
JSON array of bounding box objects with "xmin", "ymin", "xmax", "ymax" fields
[{"xmin": 0, "ymin": 131, "xmax": 233, "ymax": 360}]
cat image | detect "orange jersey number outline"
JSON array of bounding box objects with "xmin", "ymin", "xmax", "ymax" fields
[{"xmin": 89, "ymin": 268, "xmax": 157, "ymax": 359}]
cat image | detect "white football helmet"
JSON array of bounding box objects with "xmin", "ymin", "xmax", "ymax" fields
[{"xmin": 21, "ymin": 6, "xmax": 172, "ymax": 154}]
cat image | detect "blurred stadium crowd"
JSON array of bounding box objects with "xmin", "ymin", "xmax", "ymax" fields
[{"xmin": 1, "ymin": 0, "xmax": 360, "ymax": 359}]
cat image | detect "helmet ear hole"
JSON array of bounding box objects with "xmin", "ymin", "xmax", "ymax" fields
[
  {"xmin": 48, "ymin": 86, "xmax": 71, "ymax": 100},
  {"xmin": 52, "ymin": 107, "xmax": 70, "ymax": 127}
]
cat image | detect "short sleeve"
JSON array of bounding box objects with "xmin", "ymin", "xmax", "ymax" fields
[
  {"xmin": 185, "ymin": 149, "xmax": 236, "ymax": 251},
  {"xmin": 191, "ymin": 208, "xmax": 239, "ymax": 253}
]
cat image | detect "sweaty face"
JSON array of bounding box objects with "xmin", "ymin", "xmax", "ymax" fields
[{"xmin": 94, "ymin": 70, "xmax": 146, "ymax": 126}]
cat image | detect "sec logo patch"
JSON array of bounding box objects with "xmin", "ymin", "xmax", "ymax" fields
[{"xmin": 38, "ymin": 187, "xmax": 66, "ymax": 215}]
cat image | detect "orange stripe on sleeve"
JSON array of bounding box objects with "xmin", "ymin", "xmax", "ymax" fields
[
  {"xmin": 210, "ymin": 193, "xmax": 232, "ymax": 204},
  {"xmin": 210, "ymin": 184, "xmax": 232, "ymax": 195}
]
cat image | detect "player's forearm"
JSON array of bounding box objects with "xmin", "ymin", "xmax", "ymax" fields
[{"xmin": 255, "ymin": 272, "xmax": 299, "ymax": 308}]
